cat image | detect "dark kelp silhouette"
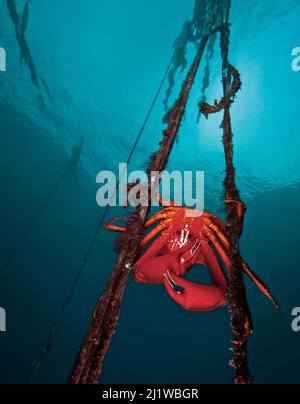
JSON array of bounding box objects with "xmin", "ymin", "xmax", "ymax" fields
[
  {"xmin": 0, "ymin": 137, "xmax": 84, "ymax": 278},
  {"xmin": 197, "ymin": 32, "xmax": 217, "ymax": 122},
  {"xmin": 6, "ymin": 0, "xmax": 54, "ymax": 106},
  {"xmin": 163, "ymin": 0, "xmax": 223, "ymax": 114}
]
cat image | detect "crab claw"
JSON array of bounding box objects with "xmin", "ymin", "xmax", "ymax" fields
[
  {"xmin": 134, "ymin": 239, "xmax": 197, "ymax": 284},
  {"xmin": 134, "ymin": 254, "xmax": 173, "ymax": 284},
  {"xmin": 163, "ymin": 271, "xmax": 227, "ymax": 312}
]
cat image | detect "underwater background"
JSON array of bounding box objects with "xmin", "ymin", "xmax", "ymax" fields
[{"xmin": 0, "ymin": 0, "xmax": 299, "ymax": 384}]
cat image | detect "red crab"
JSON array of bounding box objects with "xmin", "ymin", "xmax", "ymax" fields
[{"xmin": 105, "ymin": 195, "xmax": 278, "ymax": 341}]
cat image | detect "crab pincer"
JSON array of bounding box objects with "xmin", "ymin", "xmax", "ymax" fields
[{"xmin": 163, "ymin": 270, "xmax": 227, "ymax": 312}]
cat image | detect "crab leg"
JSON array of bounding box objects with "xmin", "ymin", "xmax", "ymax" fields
[
  {"xmin": 241, "ymin": 261, "xmax": 280, "ymax": 310},
  {"xmin": 203, "ymin": 208, "xmax": 277, "ymax": 307},
  {"xmin": 204, "ymin": 227, "xmax": 279, "ymax": 309},
  {"xmin": 156, "ymin": 192, "xmax": 182, "ymax": 207},
  {"xmin": 204, "ymin": 213, "xmax": 227, "ymax": 234},
  {"xmin": 104, "ymin": 217, "xmax": 127, "ymax": 233},
  {"xmin": 225, "ymin": 199, "xmax": 247, "ymax": 222},
  {"xmin": 204, "ymin": 217, "xmax": 230, "ymax": 250},
  {"xmin": 135, "ymin": 234, "xmax": 169, "ymax": 265},
  {"xmin": 205, "ymin": 229, "xmax": 231, "ymax": 268},
  {"xmin": 144, "ymin": 207, "xmax": 178, "ymax": 228},
  {"xmin": 140, "ymin": 219, "xmax": 172, "ymax": 248},
  {"xmin": 219, "ymin": 201, "xmax": 277, "ymax": 307},
  {"xmin": 104, "ymin": 207, "xmax": 175, "ymax": 235}
]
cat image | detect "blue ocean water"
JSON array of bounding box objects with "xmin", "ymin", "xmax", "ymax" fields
[{"xmin": 0, "ymin": 0, "xmax": 299, "ymax": 384}]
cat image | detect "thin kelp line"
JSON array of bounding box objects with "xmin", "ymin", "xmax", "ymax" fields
[
  {"xmin": 197, "ymin": 32, "xmax": 217, "ymax": 122},
  {"xmin": 219, "ymin": 20, "xmax": 252, "ymax": 384},
  {"xmin": 198, "ymin": 2, "xmax": 252, "ymax": 383},
  {"xmin": 6, "ymin": 0, "xmax": 54, "ymax": 106},
  {"xmin": 68, "ymin": 33, "xmax": 211, "ymax": 385},
  {"xmin": 0, "ymin": 137, "xmax": 84, "ymax": 280},
  {"xmin": 27, "ymin": 58, "xmax": 173, "ymax": 384}
]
